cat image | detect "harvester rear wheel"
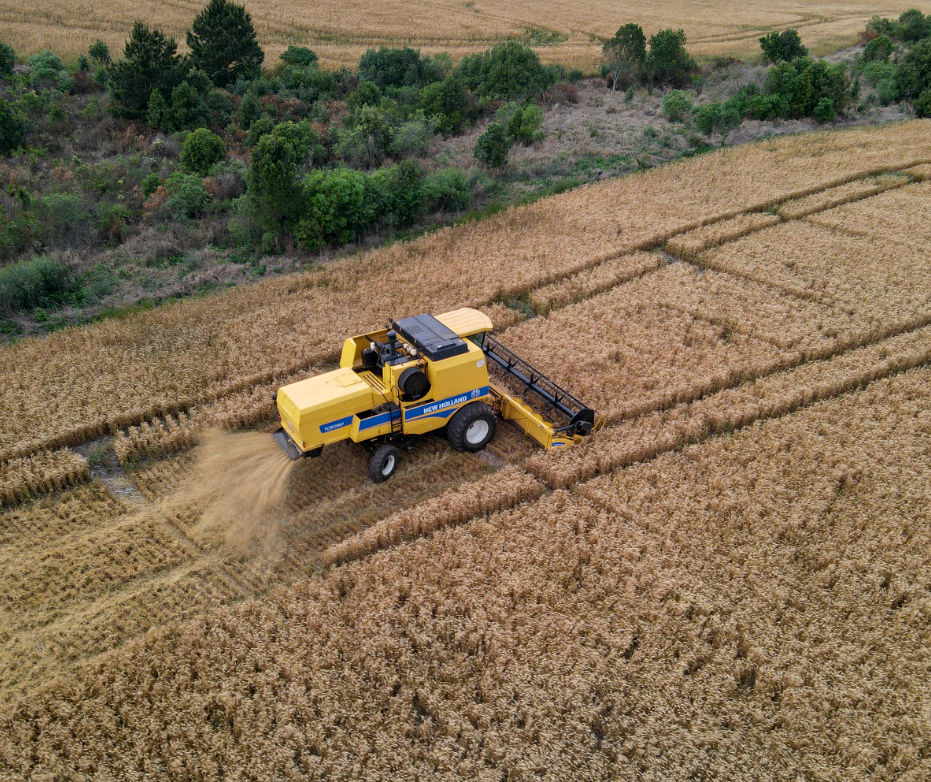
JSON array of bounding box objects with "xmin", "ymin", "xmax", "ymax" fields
[
  {"xmin": 447, "ymin": 402, "xmax": 497, "ymax": 452},
  {"xmin": 369, "ymin": 444, "xmax": 400, "ymax": 483}
]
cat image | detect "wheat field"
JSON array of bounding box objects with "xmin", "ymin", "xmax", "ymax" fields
[
  {"xmin": 0, "ymin": 120, "xmax": 930, "ymax": 777},
  {"xmin": 1, "ymin": 0, "xmax": 924, "ymax": 66}
]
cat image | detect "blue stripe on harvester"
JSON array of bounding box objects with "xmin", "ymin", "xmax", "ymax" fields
[
  {"xmin": 320, "ymin": 415, "xmax": 353, "ymax": 433},
  {"xmin": 405, "ymin": 386, "xmax": 489, "ymax": 422}
]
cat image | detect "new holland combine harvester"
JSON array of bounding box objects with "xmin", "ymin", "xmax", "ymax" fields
[{"xmin": 273, "ymin": 308, "xmax": 602, "ymax": 481}]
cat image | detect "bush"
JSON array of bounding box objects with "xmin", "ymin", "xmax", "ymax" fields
[
  {"xmin": 245, "ymin": 115, "xmax": 275, "ymax": 146},
  {"xmin": 181, "ymin": 128, "xmax": 226, "ymax": 174},
  {"xmin": 141, "ymin": 173, "xmax": 162, "ymax": 198},
  {"xmin": 366, "ymin": 160, "xmax": 424, "ymax": 228},
  {"xmin": 864, "ymin": 34, "xmax": 893, "ymax": 62},
  {"xmin": 358, "ymin": 47, "xmax": 443, "ymax": 90},
  {"xmin": 165, "ymin": 170, "xmax": 210, "ymax": 217},
  {"xmin": 41, "ymin": 193, "xmax": 92, "ymax": 247},
  {"xmin": 662, "ymin": 90, "xmax": 693, "ymax": 121},
  {"xmin": 280, "ymin": 46, "xmax": 318, "ymax": 68},
  {"xmin": 108, "ymin": 21, "xmax": 186, "ymax": 119},
  {"xmin": 759, "ymin": 30, "xmax": 808, "ymax": 63},
  {"xmin": 166, "ymin": 80, "xmax": 208, "ymax": 131},
  {"xmin": 602, "ymin": 24, "xmax": 646, "ymax": 91},
  {"xmin": 915, "ymin": 88, "xmax": 931, "ymax": 117},
  {"xmin": 896, "ymin": 39, "xmax": 931, "ymax": 101},
  {"xmin": 646, "ymin": 29, "xmax": 697, "ymax": 87},
  {"xmin": 27, "ymin": 50, "xmax": 73, "ymax": 91},
  {"xmin": 417, "ymin": 75, "xmax": 467, "ymax": 134},
  {"xmin": 187, "ymin": 0, "xmax": 263, "ymax": 87},
  {"xmin": 238, "ymin": 90, "xmax": 263, "ymax": 128},
  {"xmin": 898, "ymin": 9, "xmax": 930, "ymax": 42},
  {"xmin": 473, "ymin": 122, "xmax": 511, "ymax": 167},
  {"xmin": 0, "ymin": 40, "xmax": 15, "ymax": 78},
  {"xmin": 88, "ymin": 40, "xmax": 110, "ymax": 66},
  {"xmin": 457, "ymin": 42, "xmax": 552, "ymax": 100},
  {"xmin": 145, "ymin": 88, "xmax": 168, "ymax": 128},
  {"xmin": 0, "ymin": 256, "xmax": 71, "ymax": 315},
  {"xmin": 813, "ymin": 96, "xmax": 836, "ymax": 122},
  {"xmin": 504, "ymin": 103, "xmax": 544, "ymax": 144},
  {"xmin": 388, "ymin": 112, "xmax": 434, "ymax": 158},
  {"xmin": 248, "ymin": 132, "xmax": 304, "ymax": 230},
  {"xmin": 0, "ymin": 99, "xmax": 28, "ymax": 153},
  {"xmin": 296, "ymin": 167, "xmax": 369, "ymax": 250},
  {"xmin": 421, "ymin": 167, "xmax": 472, "ymax": 212},
  {"xmin": 768, "ymin": 58, "xmax": 848, "ymax": 117},
  {"xmin": 346, "ymin": 80, "xmax": 382, "ymax": 111}
]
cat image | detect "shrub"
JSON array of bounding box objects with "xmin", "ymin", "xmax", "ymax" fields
[
  {"xmin": 41, "ymin": 193, "xmax": 92, "ymax": 247},
  {"xmin": 896, "ymin": 39, "xmax": 931, "ymax": 101},
  {"xmin": 248, "ymin": 132, "xmax": 304, "ymax": 230},
  {"xmin": 0, "ymin": 99, "xmax": 28, "ymax": 153},
  {"xmin": 141, "ymin": 173, "xmax": 161, "ymax": 198},
  {"xmin": 237, "ymin": 90, "xmax": 263, "ymax": 128},
  {"xmin": 367, "ymin": 160, "xmax": 424, "ymax": 228},
  {"xmin": 358, "ymin": 47, "xmax": 443, "ymax": 90},
  {"xmin": 280, "ymin": 46, "xmax": 318, "ymax": 68},
  {"xmin": 181, "ymin": 128, "xmax": 226, "ymax": 174},
  {"xmin": 108, "ymin": 21, "xmax": 186, "ymax": 119},
  {"xmin": 421, "ymin": 167, "xmax": 472, "ymax": 212},
  {"xmin": 646, "ymin": 29, "xmax": 697, "ymax": 87},
  {"xmin": 388, "ymin": 112, "xmax": 434, "ymax": 157},
  {"xmin": 166, "ymin": 81, "xmax": 208, "ymax": 130},
  {"xmin": 759, "ymin": 29, "xmax": 808, "ymax": 63},
  {"xmin": 417, "ymin": 75, "xmax": 467, "ymax": 134},
  {"xmin": 457, "ymin": 41, "xmax": 552, "ymax": 100},
  {"xmin": 296, "ymin": 167, "xmax": 370, "ymax": 250},
  {"xmin": 914, "ymin": 88, "xmax": 931, "ymax": 117},
  {"xmin": 27, "ymin": 50, "xmax": 73, "ymax": 91},
  {"xmin": 0, "ymin": 40, "xmax": 14, "ymax": 78},
  {"xmin": 898, "ymin": 9, "xmax": 930, "ymax": 42},
  {"xmin": 245, "ymin": 115, "xmax": 275, "ymax": 146},
  {"xmin": 814, "ymin": 97, "xmax": 836, "ymax": 122},
  {"xmin": 187, "ymin": 0, "xmax": 263, "ymax": 87},
  {"xmin": 346, "ymin": 80, "xmax": 382, "ymax": 111},
  {"xmin": 474, "ymin": 121, "xmax": 511, "ymax": 167},
  {"xmin": 769, "ymin": 59, "xmax": 848, "ymax": 117},
  {"xmin": 662, "ymin": 90, "xmax": 693, "ymax": 121},
  {"xmin": 0, "ymin": 256, "xmax": 71, "ymax": 315},
  {"xmin": 864, "ymin": 34, "xmax": 893, "ymax": 62},
  {"xmin": 165, "ymin": 170, "xmax": 210, "ymax": 217},
  {"xmin": 505, "ymin": 103, "xmax": 544, "ymax": 144},
  {"xmin": 602, "ymin": 24, "xmax": 647, "ymax": 91},
  {"xmin": 88, "ymin": 40, "xmax": 110, "ymax": 66},
  {"xmin": 145, "ymin": 88, "xmax": 168, "ymax": 128}
]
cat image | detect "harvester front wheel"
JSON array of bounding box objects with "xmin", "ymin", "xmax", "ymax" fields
[
  {"xmin": 369, "ymin": 444, "xmax": 400, "ymax": 483},
  {"xmin": 447, "ymin": 402, "xmax": 497, "ymax": 452}
]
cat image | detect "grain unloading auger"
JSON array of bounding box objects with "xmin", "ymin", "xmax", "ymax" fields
[{"xmin": 272, "ymin": 308, "xmax": 603, "ymax": 482}]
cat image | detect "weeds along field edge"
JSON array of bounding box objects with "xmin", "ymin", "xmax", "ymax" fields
[{"xmin": 0, "ymin": 121, "xmax": 929, "ymax": 466}]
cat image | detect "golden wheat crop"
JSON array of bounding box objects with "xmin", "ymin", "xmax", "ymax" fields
[
  {"xmin": 665, "ymin": 212, "xmax": 782, "ymax": 259},
  {"xmin": 2, "ymin": 0, "xmax": 922, "ymax": 68},
  {"xmin": 0, "ymin": 122, "xmax": 927, "ymax": 481},
  {"xmin": 0, "ymin": 449, "xmax": 88, "ymax": 506},
  {"xmin": 775, "ymin": 172, "xmax": 909, "ymax": 220},
  {"xmin": 3, "ymin": 367, "xmax": 928, "ymax": 779}
]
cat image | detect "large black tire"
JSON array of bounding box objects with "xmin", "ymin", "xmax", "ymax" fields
[
  {"xmin": 369, "ymin": 444, "xmax": 400, "ymax": 483},
  {"xmin": 447, "ymin": 401, "xmax": 497, "ymax": 452}
]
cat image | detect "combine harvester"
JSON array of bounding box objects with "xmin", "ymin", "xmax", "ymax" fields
[{"xmin": 273, "ymin": 308, "xmax": 601, "ymax": 481}]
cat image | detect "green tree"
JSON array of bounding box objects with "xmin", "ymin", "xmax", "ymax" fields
[
  {"xmin": 914, "ymin": 88, "xmax": 931, "ymax": 117},
  {"xmin": 864, "ymin": 34, "xmax": 893, "ymax": 62},
  {"xmin": 88, "ymin": 40, "xmax": 111, "ymax": 66},
  {"xmin": 166, "ymin": 81, "xmax": 208, "ymax": 130},
  {"xmin": 108, "ymin": 21, "xmax": 185, "ymax": 119},
  {"xmin": 646, "ymin": 29, "xmax": 697, "ymax": 87},
  {"xmin": 145, "ymin": 88, "xmax": 168, "ymax": 128},
  {"xmin": 297, "ymin": 167, "xmax": 370, "ymax": 250},
  {"xmin": 662, "ymin": 90, "xmax": 693, "ymax": 121},
  {"xmin": 896, "ymin": 39, "xmax": 931, "ymax": 101},
  {"xmin": 0, "ymin": 100, "xmax": 28, "ymax": 154},
  {"xmin": 417, "ymin": 75, "xmax": 467, "ymax": 134},
  {"xmin": 181, "ymin": 128, "xmax": 226, "ymax": 174},
  {"xmin": 279, "ymin": 46, "xmax": 318, "ymax": 68},
  {"xmin": 602, "ymin": 24, "xmax": 646, "ymax": 91},
  {"xmin": 238, "ymin": 89, "xmax": 263, "ymax": 128},
  {"xmin": 505, "ymin": 103, "xmax": 544, "ymax": 144},
  {"xmin": 473, "ymin": 122, "xmax": 511, "ymax": 167},
  {"xmin": 898, "ymin": 9, "xmax": 930, "ymax": 42},
  {"xmin": 759, "ymin": 29, "xmax": 808, "ymax": 63},
  {"xmin": 0, "ymin": 40, "xmax": 14, "ymax": 78},
  {"xmin": 358, "ymin": 47, "xmax": 443, "ymax": 90},
  {"xmin": 187, "ymin": 0, "xmax": 264, "ymax": 87},
  {"xmin": 457, "ymin": 42, "xmax": 551, "ymax": 100},
  {"xmin": 248, "ymin": 132, "xmax": 304, "ymax": 231}
]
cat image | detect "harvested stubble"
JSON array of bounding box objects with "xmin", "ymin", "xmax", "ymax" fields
[
  {"xmin": 3, "ymin": 369, "xmax": 928, "ymax": 779},
  {"xmin": 4, "ymin": 0, "xmax": 919, "ymax": 68},
  {"xmin": 664, "ymin": 212, "xmax": 781, "ymax": 259},
  {"xmin": 527, "ymin": 321, "xmax": 931, "ymax": 490},
  {"xmin": 775, "ymin": 173, "xmax": 909, "ymax": 220},
  {"xmin": 322, "ymin": 465, "xmax": 544, "ymax": 565},
  {"xmin": 0, "ymin": 449, "xmax": 89, "ymax": 507},
  {"xmin": 1, "ymin": 122, "xmax": 929, "ymax": 469},
  {"xmin": 528, "ymin": 251, "xmax": 664, "ymax": 313},
  {"xmin": 701, "ymin": 214, "xmax": 931, "ymax": 326}
]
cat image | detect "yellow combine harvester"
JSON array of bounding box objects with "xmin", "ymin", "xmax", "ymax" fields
[{"xmin": 273, "ymin": 308, "xmax": 601, "ymax": 481}]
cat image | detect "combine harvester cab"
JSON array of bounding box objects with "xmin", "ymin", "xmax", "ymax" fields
[{"xmin": 273, "ymin": 308, "xmax": 601, "ymax": 481}]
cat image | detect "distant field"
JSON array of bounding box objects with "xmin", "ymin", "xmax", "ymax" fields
[{"xmin": 0, "ymin": 0, "xmax": 924, "ymax": 68}]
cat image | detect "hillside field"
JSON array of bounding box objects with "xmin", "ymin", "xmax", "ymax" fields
[
  {"xmin": 1, "ymin": 0, "xmax": 926, "ymax": 67},
  {"xmin": 0, "ymin": 121, "xmax": 929, "ymax": 778}
]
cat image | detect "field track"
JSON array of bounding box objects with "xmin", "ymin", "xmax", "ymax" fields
[
  {"xmin": 1, "ymin": 0, "xmax": 925, "ymax": 66},
  {"xmin": 0, "ymin": 121, "xmax": 930, "ymax": 778}
]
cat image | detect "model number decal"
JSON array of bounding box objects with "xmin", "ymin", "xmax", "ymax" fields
[{"xmin": 320, "ymin": 415, "xmax": 353, "ymax": 433}]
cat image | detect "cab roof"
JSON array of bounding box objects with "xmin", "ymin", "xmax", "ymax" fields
[{"xmin": 434, "ymin": 308, "xmax": 493, "ymax": 339}]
